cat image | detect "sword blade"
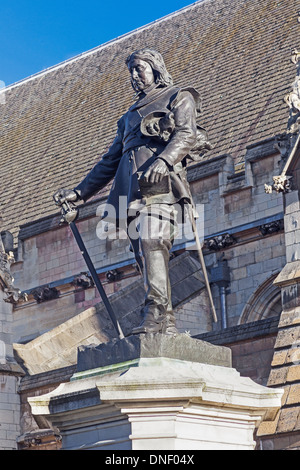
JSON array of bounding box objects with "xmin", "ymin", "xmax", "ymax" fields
[{"xmin": 69, "ymin": 221, "xmax": 124, "ymax": 339}]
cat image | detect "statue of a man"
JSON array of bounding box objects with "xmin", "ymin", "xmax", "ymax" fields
[{"xmin": 54, "ymin": 49, "xmax": 208, "ymax": 335}]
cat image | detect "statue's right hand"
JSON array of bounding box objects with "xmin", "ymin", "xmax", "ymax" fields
[{"xmin": 53, "ymin": 188, "xmax": 79, "ymax": 206}]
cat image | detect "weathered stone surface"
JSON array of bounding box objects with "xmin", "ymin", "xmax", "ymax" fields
[
  {"xmin": 279, "ymin": 308, "xmax": 300, "ymax": 328},
  {"xmin": 286, "ymin": 364, "xmax": 300, "ymax": 383},
  {"xmin": 268, "ymin": 367, "xmax": 289, "ymax": 386},
  {"xmin": 76, "ymin": 333, "xmax": 232, "ymax": 373},
  {"xmin": 276, "ymin": 407, "xmax": 300, "ymax": 434},
  {"xmin": 29, "ymin": 356, "xmax": 283, "ymax": 450},
  {"xmin": 274, "ymin": 326, "xmax": 300, "ymax": 349},
  {"xmin": 271, "ymin": 349, "xmax": 288, "ymax": 367},
  {"xmin": 286, "ymin": 384, "xmax": 300, "ymax": 406},
  {"xmin": 274, "ymin": 261, "xmax": 300, "ymax": 286}
]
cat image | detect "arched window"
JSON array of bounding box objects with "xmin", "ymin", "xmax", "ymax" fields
[{"xmin": 239, "ymin": 273, "xmax": 282, "ymax": 324}]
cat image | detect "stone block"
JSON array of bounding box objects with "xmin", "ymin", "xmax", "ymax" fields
[
  {"xmin": 286, "ymin": 244, "xmax": 300, "ymax": 263},
  {"xmin": 285, "ymin": 231, "xmax": 296, "ymax": 246},
  {"xmin": 286, "ymin": 384, "xmax": 300, "ymax": 405},
  {"xmin": 282, "ymin": 285, "xmax": 300, "ymax": 310},
  {"xmin": 287, "ymin": 347, "xmax": 300, "ymax": 366},
  {"xmin": 267, "ymin": 367, "xmax": 288, "ymax": 386},
  {"xmin": 286, "ymin": 364, "xmax": 300, "ymax": 383},
  {"xmin": 284, "ymin": 191, "xmax": 300, "ymax": 215},
  {"xmin": 279, "ymin": 309, "xmax": 300, "ymax": 328},
  {"xmin": 274, "ymin": 261, "xmax": 300, "ymax": 286},
  {"xmin": 76, "ymin": 333, "xmax": 232, "ymax": 374},
  {"xmin": 276, "ymin": 407, "xmax": 299, "ymax": 434},
  {"xmin": 238, "ymin": 252, "xmax": 255, "ymax": 268},
  {"xmin": 274, "ymin": 326, "xmax": 300, "ymax": 349},
  {"xmin": 257, "ymin": 411, "xmax": 280, "ymax": 437},
  {"xmin": 271, "ymin": 350, "xmax": 288, "ymax": 367}
]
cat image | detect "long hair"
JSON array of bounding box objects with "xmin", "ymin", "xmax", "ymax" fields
[{"xmin": 125, "ymin": 49, "xmax": 173, "ymax": 88}]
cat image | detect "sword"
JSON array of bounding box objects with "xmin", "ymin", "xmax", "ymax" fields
[
  {"xmin": 187, "ymin": 207, "xmax": 218, "ymax": 323},
  {"xmin": 53, "ymin": 197, "xmax": 125, "ymax": 339}
]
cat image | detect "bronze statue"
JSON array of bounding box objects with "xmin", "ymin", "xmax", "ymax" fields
[{"xmin": 54, "ymin": 49, "xmax": 211, "ymax": 335}]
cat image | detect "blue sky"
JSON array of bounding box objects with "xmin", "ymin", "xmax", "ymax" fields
[{"xmin": 0, "ymin": 0, "xmax": 196, "ymax": 86}]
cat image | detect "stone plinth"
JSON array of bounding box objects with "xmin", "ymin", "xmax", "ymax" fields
[
  {"xmin": 28, "ymin": 334, "xmax": 283, "ymax": 450},
  {"xmin": 76, "ymin": 332, "xmax": 232, "ymax": 375}
]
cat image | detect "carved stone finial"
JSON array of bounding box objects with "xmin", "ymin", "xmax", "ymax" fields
[
  {"xmin": 0, "ymin": 251, "xmax": 28, "ymax": 304},
  {"xmin": 284, "ymin": 48, "xmax": 300, "ymax": 133}
]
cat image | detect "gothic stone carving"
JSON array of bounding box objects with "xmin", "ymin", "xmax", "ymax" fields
[
  {"xmin": 71, "ymin": 272, "xmax": 94, "ymax": 289},
  {"xmin": 285, "ymin": 48, "xmax": 300, "ymax": 133},
  {"xmin": 259, "ymin": 219, "xmax": 284, "ymax": 236},
  {"xmin": 265, "ymin": 49, "xmax": 300, "ymax": 194},
  {"xmin": 264, "ymin": 174, "xmax": 292, "ymax": 194},
  {"xmin": 30, "ymin": 286, "xmax": 60, "ymax": 303},
  {"xmin": 204, "ymin": 233, "xmax": 236, "ymax": 251}
]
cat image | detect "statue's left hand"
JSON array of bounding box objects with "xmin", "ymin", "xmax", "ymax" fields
[{"xmin": 143, "ymin": 159, "xmax": 169, "ymax": 184}]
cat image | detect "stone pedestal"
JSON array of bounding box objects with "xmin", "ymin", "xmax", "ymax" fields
[{"xmin": 29, "ymin": 334, "xmax": 283, "ymax": 450}]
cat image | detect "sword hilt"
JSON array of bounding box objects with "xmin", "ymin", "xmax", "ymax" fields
[{"xmin": 53, "ymin": 195, "xmax": 78, "ymax": 224}]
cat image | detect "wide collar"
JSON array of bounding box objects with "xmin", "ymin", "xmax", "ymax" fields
[{"xmin": 129, "ymin": 85, "xmax": 178, "ymax": 112}]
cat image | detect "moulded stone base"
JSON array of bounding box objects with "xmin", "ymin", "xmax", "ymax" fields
[{"xmin": 29, "ymin": 337, "xmax": 283, "ymax": 450}]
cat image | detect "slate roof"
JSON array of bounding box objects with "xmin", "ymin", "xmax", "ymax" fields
[{"xmin": 1, "ymin": 0, "xmax": 299, "ymax": 240}]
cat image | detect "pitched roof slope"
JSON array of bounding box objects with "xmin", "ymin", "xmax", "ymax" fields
[{"xmin": 0, "ymin": 0, "xmax": 298, "ymax": 239}]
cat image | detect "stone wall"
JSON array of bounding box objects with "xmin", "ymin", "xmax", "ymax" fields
[
  {"xmin": 0, "ymin": 252, "xmax": 24, "ymax": 449},
  {"xmin": 257, "ymin": 189, "xmax": 300, "ymax": 450}
]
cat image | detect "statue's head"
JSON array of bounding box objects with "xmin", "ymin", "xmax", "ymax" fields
[{"xmin": 126, "ymin": 48, "xmax": 173, "ymax": 92}]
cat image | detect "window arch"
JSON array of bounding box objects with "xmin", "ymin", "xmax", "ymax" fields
[{"xmin": 239, "ymin": 273, "xmax": 282, "ymax": 324}]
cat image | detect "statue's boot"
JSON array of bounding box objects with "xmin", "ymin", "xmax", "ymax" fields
[
  {"xmin": 132, "ymin": 240, "xmax": 177, "ymax": 335},
  {"xmin": 164, "ymin": 309, "xmax": 178, "ymax": 336}
]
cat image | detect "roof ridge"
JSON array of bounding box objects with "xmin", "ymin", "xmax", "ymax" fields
[{"xmin": 0, "ymin": 0, "xmax": 205, "ymax": 92}]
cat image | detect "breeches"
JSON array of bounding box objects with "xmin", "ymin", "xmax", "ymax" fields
[{"xmin": 128, "ymin": 204, "xmax": 178, "ymax": 319}]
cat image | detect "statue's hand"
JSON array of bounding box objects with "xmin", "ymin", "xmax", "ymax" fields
[
  {"xmin": 143, "ymin": 159, "xmax": 169, "ymax": 184},
  {"xmin": 53, "ymin": 188, "xmax": 80, "ymax": 206}
]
